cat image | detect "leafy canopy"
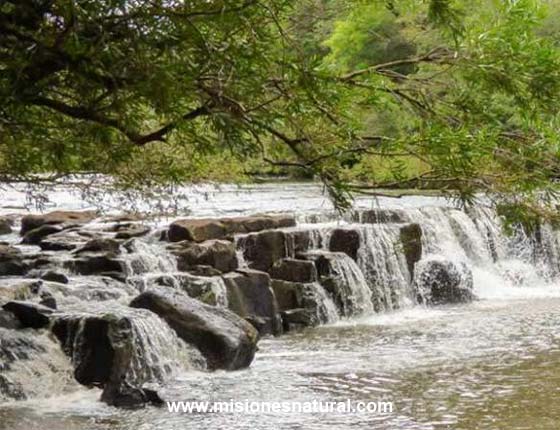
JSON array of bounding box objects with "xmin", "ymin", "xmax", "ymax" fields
[{"xmin": 1, "ymin": 0, "xmax": 560, "ymax": 218}]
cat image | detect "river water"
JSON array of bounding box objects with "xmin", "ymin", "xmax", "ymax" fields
[{"xmin": 1, "ymin": 182, "xmax": 560, "ymax": 429}]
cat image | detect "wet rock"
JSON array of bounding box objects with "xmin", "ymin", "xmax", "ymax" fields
[
  {"xmin": 400, "ymin": 223, "xmax": 423, "ymax": 277},
  {"xmin": 285, "ymin": 229, "xmax": 318, "ymax": 254},
  {"xmin": 2, "ymin": 301, "xmax": 53, "ymax": 329},
  {"xmin": 39, "ymin": 231, "xmax": 85, "ymax": 251},
  {"xmin": 0, "ymin": 244, "xmax": 28, "ymax": 276},
  {"xmin": 237, "ymin": 230, "xmax": 286, "ymax": 272},
  {"xmin": 414, "ymin": 258, "xmax": 475, "ymax": 305},
  {"xmin": 101, "ymin": 383, "xmax": 164, "ymax": 409},
  {"xmin": 270, "ymin": 258, "xmax": 317, "ymax": 283},
  {"xmin": 271, "ymin": 279, "xmax": 302, "ymax": 311},
  {"xmin": 281, "ymin": 308, "xmax": 316, "ymax": 332},
  {"xmin": 65, "ymin": 254, "xmax": 125, "ymax": 276},
  {"xmin": 0, "ymin": 309, "xmax": 20, "ymax": 329},
  {"xmin": 169, "ymin": 240, "xmax": 237, "ymax": 273},
  {"xmin": 186, "ymin": 265, "xmax": 223, "ymax": 277},
  {"xmin": 20, "ymin": 210, "xmax": 97, "ymax": 235},
  {"xmin": 39, "ymin": 292, "xmax": 57, "ymax": 310},
  {"xmin": 0, "ymin": 217, "xmax": 13, "ymax": 235},
  {"xmin": 222, "ymin": 269, "xmax": 282, "ymax": 336},
  {"xmin": 74, "ymin": 238, "xmax": 121, "ymax": 255},
  {"xmin": 353, "ymin": 208, "xmax": 408, "ymax": 224},
  {"xmin": 114, "ymin": 225, "xmax": 151, "ymax": 240},
  {"xmin": 40, "ymin": 271, "xmax": 69, "ymax": 284},
  {"xmin": 130, "ymin": 289, "xmax": 258, "ymax": 370},
  {"xmin": 168, "ymin": 215, "xmax": 296, "ymax": 243},
  {"xmin": 168, "ymin": 219, "xmax": 227, "ymax": 243},
  {"xmin": 329, "ymin": 229, "xmax": 360, "ymax": 261},
  {"xmin": 22, "ymin": 224, "xmax": 64, "ymax": 245},
  {"xmin": 151, "ymin": 273, "xmax": 229, "ymax": 307}
]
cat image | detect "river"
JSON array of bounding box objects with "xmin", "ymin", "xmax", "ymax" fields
[{"xmin": 1, "ymin": 182, "xmax": 559, "ymax": 429}]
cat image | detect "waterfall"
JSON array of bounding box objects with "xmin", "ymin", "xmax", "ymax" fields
[
  {"xmin": 0, "ymin": 328, "xmax": 78, "ymax": 402},
  {"xmin": 326, "ymin": 253, "xmax": 374, "ymax": 317},
  {"xmin": 56, "ymin": 302, "xmax": 205, "ymax": 387},
  {"xmin": 356, "ymin": 224, "xmax": 413, "ymax": 311},
  {"xmin": 123, "ymin": 240, "xmax": 177, "ymax": 276},
  {"xmin": 305, "ymin": 282, "xmax": 340, "ymax": 324}
]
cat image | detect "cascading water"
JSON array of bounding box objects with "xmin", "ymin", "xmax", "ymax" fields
[
  {"xmin": 356, "ymin": 224, "xmax": 413, "ymax": 312},
  {"xmin": 324, "ymin": 252, "xmax": 374, "ymax": 317}
]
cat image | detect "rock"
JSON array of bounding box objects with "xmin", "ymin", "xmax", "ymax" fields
[
  {"xmin": 152, "ymin": 273, "xmax": 229, "ymax": 307},
  {"xmin": 2, "ymin": 301, "xmax": 53, "ymax": 329},
  {"xmin": 329, "ymin": 229, "xmax": 360, "ymax": 261},
  {"xmin": 0, "ymin": 217, "xmax": 13, "ymax": 235},
  {"xmin": 40, "ymin": 271, "xmax": 69, "ymax": 284},
  {"xmin": 130, "ymin": 289, "xmax": 258, "ymax": 370},
  {"xmin": 270, "ymin": 279, "xmax": 333, "ymax": 326},
  {"xmin": 186, "ymin": 265, "xmax": 223, "ymax": 277},
  {"xmin": 74, "ymin": 238, "xmax": 121, "ymax": 255},
  {"xmin": 168, "ymin": 215, "xmax": 296, "ymax": 243},
  {"xmin": 20, "ymin": 210, "xmax": 97, "ymax": 235},
  {"xmin": 0, "ymin": 309, "xmax": 20, "ymax": 329},
  {"xmin": 39, "ymin": 231, "xmax": 85, "ymax": 251},
  {"xmin": 269, "ymin": 258, "xmax": 317, "ymax": 283},
  {"xmin": 0, "ymin": 279, "xmax": 43, "ymax": 303},
  {"xmin": 101, "ymin": 383, "xmax": 164, "ymax": 409},
  {"xmin": 285, "ymin": 230, "xmax": 318, "ymax": 255},
  {"xmin": 222, "ymin": 269, "xmax": 282, "ymax": 336},
  {"xmin": 39, "ymin": 292, "xmax": 57, "ymax": 310},
  {"xmin": 353, "ymin": 208, "xmax": 408, "ymax": 224},
  {"xmin": 400, "ymin": 223, "xmax": 423, "ymax": 277},
  {"xmin": 271, "ymin": 279, "xmax": 302, "ymax": 311},
  {"xmin": 22, "ymin": 224, "xmax": 64, "ymax": 245},
  {"xmin": 0, "ymin": 244, "xmax": 27, "ymax": 276},
  {"xmin": 169, "ymin": 240, "xmax": 237, "ymax": 273},
  {"xmin": 65, "ymin": 254, "xmax": 125, "ymax": 276},
  {"xmin": 237, "ymin": 230, "xmax": 286, "ymax": 272},
  {"xmin": 281, "ymin": 308, "xmax": 316, "ymax": 332},
  {"xmin": 114, "ymin": 225, "xmax": 151, "ymax": 240},
  {"xmin": 168, "ymin": 219, "xmax": 227, "ymax": 243},
  {"xmin": 414, "ymin": 258, "xmax": 475, "ymax": 305}
]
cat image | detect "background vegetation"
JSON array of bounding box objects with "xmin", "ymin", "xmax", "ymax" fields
[{"xmin": 2, "ymin": 0, "xmax": 560, "ymax": 217}]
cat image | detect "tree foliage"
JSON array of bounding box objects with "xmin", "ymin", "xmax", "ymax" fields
[{"xmin": 1, "ymin": 0, "xmax": 560, "ymax": 217}]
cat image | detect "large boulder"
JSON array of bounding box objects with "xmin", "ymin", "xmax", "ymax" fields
[
  {"xmin": 223, "ymin": 269, "xmax": 282, "ymax": 335},
  {"xmin": 269, "ymin": 258, "xmax": 317, "ymax": 283},
  {"xmin": 168, "ymin": 215, "xmax": 296, "ymax": 243},
  {"xmin": 237, "ymin": 230, "xmax": 287, "ymax": 272},
  {"xmin": 51, "ymin": 306, "xmax": 186, "ymax": 407},
  {"xmin": 414, "ymin": 258, "xmax": 475, "ymax": 305},
  {"xmin": 169, "ymin": 240, "xmax": 237, "ymax": 273},
  {"xmin": 0, "ymin": 244, "xmax": 28, "ymax": 276},
  {"xmin": 20, "ymin": 210, "xmax": 97, "ymax": 235},
  {"xmin": 329, "ymin": 228, "xmax": 360, "ymax": 261},
  {"xmin": 130, "ymin": 289, "xmax": 258, "ymax": 370},
  {"xmin": 400, "ymin": 223, "xmax": 423, "ymax": 277},
  {"xmin": 74, "ymin": 238, "xmax": 121, "ymax": 255}
]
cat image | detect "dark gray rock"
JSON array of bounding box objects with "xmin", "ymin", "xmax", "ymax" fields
[
  {"xmin": 114, "ymin": 225, "xmax": 151, "ymax": 240},
  {"xmin": 65, "ymin": 254, "xmax": 125, "ymax": 276},
  {"xmin": 22, "ymin": 224, "xmax": 64, "ymax": 245},
  {"xmin": 269, "ymin": 258, "xmax": 317, "ymax": 283},
  {"xmin": 400, "ymin": 223, "xmax": 423, "ymax": 277},
  {"xmin": 414, "ymin": 258, "xmax": 475, "ymax": 305},
  {"xmin": 2, "ymin": 301, "xmax": 53, "ymax": 329},
  {"xmin": 353, "ymin": 208, "xmax": 408, "ymax": 224},
  {"xmin": 0, "ymin": 217, "xmax": 13, "ymax": 235},
  {"xmin": 0, "ymin": 244, "xmax": 27, "ymax": 276},
  {"xmin": 237, "ymin": 230, "xmax": 286, "ymax": 272},
  {"xmin": 130, "ymin": 289, "xmax": 258, "ymax": 370},
  {"xmin": 40, "ymin": 271, "xmax": 69, "ymax": 284},
  {"xmin": 281, "ymin": 308, "xmax": 316, "ymax": 332},
  {"xmin": 329, "ymin": 228, "xmax": 360, "ymax": 261},
  {"xmin": 223, "ymin": 269, "xmax": 282, "ymax": 336}
]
